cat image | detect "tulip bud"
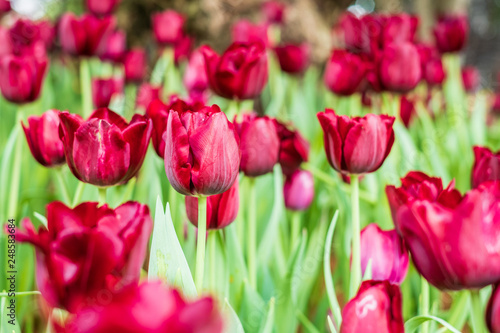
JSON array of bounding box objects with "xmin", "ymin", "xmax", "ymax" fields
[
  {"xmin": 37, "ymin": 20, "xmax": 55, "ymax": 50},
  {"xmin": 202, "ymin": 42, "xmax": 268, "ymax": 100},
  {"xmin": 262, "ymin": 1, "xmax": 286, "ymax": 25},
  {"xmin": 462, "ymin": 66, "xmax": 480, "ymax": 93},
  {"xmin": 0, "ymin": 0, "xmax": 10, "ymax": 14},
  {"xmin": 231, "ymin": 20, "xmax": 269, "ymax": 47},
  {"xmin": 274, "ymin": 120, "xmax": 309, "ymax": 176},
  {"xmin": 379, "ymin": 42, "xmax": 421, "ymax": 93},
  {"xmin": 325, "ymin": 50, "xmax": 366, "ymax": 96},
  {"xmin": 471, "ymin": 146, "xmax": 500, "ymax": 188},
  {"xmin": 92, "ymin": 77, "xmax": 121, "ymax": 108},
  {"xmin": 86, "ymin": 0, "xmax": 121, "ymax": 17},
  {"xmin": 274, "ymin": 43, "xmax": 310, "ymax": 75},
  {"xmin": 22, "ymin": 110, "xmax": 65, "ymax": 167},
  {"xmin": 123, "ymin": 48, "xmax": 146, "ymax": 83},
  {"xmin": 59, "ymin": 108, "xmax": 152, "ymax": 187},
  {"xmin": 317, "ymin": 109, "xmax": 395, "ymax": 174},
  {"xmin": 381, "ymin": 13, "xmax": 418, "ymax": 47},
  {"xmin": 423, "ymin": 58, "xmax": 446, "ymax": 86},
  {"xmin": 183, "ymin": 48, "xmax": 208, "ymax": 102},
  {"xmin": 98, "ymin": 30, "xmax": 126, "ymax": 62},
  {"xmin": 185, "ymin": 180, "xmax": 239, "ymax": 230},
  {"xmin": 8, "ymin": 18, "xmax": 43, "ymax": 57},
  {"xmin": 399, "ymin": 95, "xmax": 415, "ymax": 128},
  {"xmin": 174, "ymin": 33, "xmax": 193, "ymax": 65},
  {"xmin": 152, "ymin": 10, "xmax": 185, "ymax": 46},
  {"xmin": 283, "ymin": 170, "xmax": 314, "ymax": 211},
  {"xmin": 234, "ymin": 112, "xmax": 280, "ymax": 177},
  {"xmin": 487, "ymin": 284, "xmax": 500, "ymax": 333},
  {"xmin": 433, "ymin": 14, "xmax": 468, "ymax": 53},
  {"xmin": 136, "ymin": 83, "xmax": 161, "ymax": 110},
  {"xmin": 340, "ymin": 280, "xmax": 404, "ymax": 333},
  {"xmin": 359, "ymin": 224, "xmax": 409, "ymax": 284}
]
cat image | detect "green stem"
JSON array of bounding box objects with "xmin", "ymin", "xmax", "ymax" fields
[
  {"xmin": 169, "ymin": 185, "xmax": 180, "ymax": 239},
  {"xmin": 469, "ymin": 289, "xmax": 484, "ymax": 333},
  {"xmin": 208, "ymin": 231, "xmax": 217, "ymax": 292},
  {"xmin": 247, "ymin": 177, "xmax": 257, "ymax": 289},
  {"xmin": 290, "ymin": 211, "xmax": 301, "ymax": 251},
  {"xmin": 195, "ymin": 196, "xmax": 208, "ymax": 292},
  {"xmin": 420, "ymin": 277, "xmax": 430, "ymax": 333},
  {"xmin": 54, "ymin": 168, "xmax": 70, "ymax": 204},
  {"xmin": 7, "ymin": 110, "xmax": 24, "ymax": 219},
  {"xmin": 72, "ymin": 182, "xmax": 85, "ymax": 207},
  {"xmin": 80, "ymin": 58, "xmax": 92, "ymax": 117},
  {"xmin": 98, "ymin": 187, "xmax": 107, "ymax": 205},
  {"xmin": 349, "ymin": 174, "xmax": 361, "ymax": 299}
]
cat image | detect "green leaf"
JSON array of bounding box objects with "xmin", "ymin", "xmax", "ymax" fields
[
  {"xmin": 405, "ymin": 315, "xmax": 461, "ymax": 333},
  {"xmin": 327, "ymin": 315, "xmax": 337, "ymax": 333},
  {"xmin": 323, "ymin": 210, "xmax": 341, "ymax": 328},
  {"xmin": 33, "ymin": 212, "xmax": 48, "ymax": 229},
  {"xmin": 296, "ymin": 310, "xmax": 321, "ymax": 333},
  {"xmin": 0, "ymin": 125, "xmax": 19, "ymax": 222},
  {"xmin": 223, "ymin": 299, "xmax": 245, "ymax": 333},
  {"xmin": 239, "ymin": 281, "xmax": 267, "ymax": 333},
  {"xmin": 258, "ymin": 298, "xmax": 275, "ymax": 333},
  {"xmin": 470, "ymin": 92, "xmax": 488, "ymax": 146},
  {"xmin": 1, "ymin": 294, "xmax": 22, "ymax": 333}
]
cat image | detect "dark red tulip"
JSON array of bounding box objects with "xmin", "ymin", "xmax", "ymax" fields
[
  {"xmin": 493, "ymin": 94, "xmax": 500, "ymax": 115},
  {"xmin": 274, "ymin": 120, "xmax": 309, "ymax": 176},
  {"xmin": 92, "ymin": 77, "xmax": 121, "ymax": 108},
  {"xmin": 231, "ymin": 20, "xmax": 269, "ymax": 47},
  {"xmin": 400, "ymin": 95, "xmax": 416, "ymax": 128},
  {"xmin": 8, "ymin": 18, "xmax": 45, "ymax": 57},
  {"xmin": 123, "ymin": 48, "xmax": 146, "ymax": 83},
  {"xmin": 0, "ymin": 0, "xmax": 10, "ymax": 13},
  {"xmin": 283, "ymin": 169, "xmax": 314, "ymax": 211},
  {"xmin": 274, "ymin": 43, "xmax": 310, "ymax": 74},
  {"xmin": 185, "ymin": 180, "xmax": 239, "ymax": 230},
  {"xmin": 98, "ymin": 30, "xmax": 126, "ymax": 62},
  {"xmin": 379, "ymin": 42, "xmax": 421, "ymax": 93},
  {"xmin": 202, "ymin": 42, "xmax": 268, "ymax": 100},
  {"xmin": 262, "ymin": 1, "xmax": 285, "ymax": 25},
  {"xmin": 462, "ymin": 66, "xmax": 480, "ymax": 93},
  {"xmin": 338, "ymin": 13, "xmax": 369, "ymax": 54},
  {"xmin": 359, "ymin": 224, "xmax": 409, "ymax": 284},
  {"xmin": 234, "ymin": 112, "xmax": 279, "ymax": 177},
  {"xmin": 17, "ymin": 201, "xmax": 152, "ymax": 313},
  {"xmin": 37, "ymin": 20, "xmax": 56, "ymax": 50},
  {"xmin": 164, "ymin": 103, "xmax": 240, "ymax": 196},
  {"xmin": 22, "ymin": 110, "xmax": 65, "ymax": 167},
  {"xmin": 423, "ymin": 58, "xmax": 445, "ymax": 86},
  {"xmin": 86, "ymin": 0, "xmax": 121, "ymax": 16},
  {"xmin": 0, "ymin": 54, "xmax": 48, "ymax": 104},
  {"xmin": 59, "ymin": 281, "xmax": 224, "ymax": 333},
  {"xmin": 183, "ymin": 48, "xmax": 208, "ymax": 102},
  {"xmin": 317, "ymin": 109, "xmax": 395, "ymax": 174},
  {"xmin": 381, "ymin": 13, "xmax": 417, "ymax": 47},
  {"xmin": 471, "ymin": 146, "xmax": 500, "ymax": 188},
  {"xmin": 59, "ymin": 108, "xmax": 152, "ymax": 187},
  {"xmin": 487, "ymin": 284, "xmax": 500, "ymax": 333},
  {"xmin": 173, "ymin": 33, "xmax": 192, "ymax": 65},
  {"xmin": 433, "ymin": 15, "xmax": 468, "ymax": 53},
  {"xmin": 58, "ymin": 13, "xmax": 115, "ymax": 56},
  {"xmin": 340, "ymin": 280, "xmax": 404, "ymax": 333},
  {"xmin": 324, "ymin": 50, "xmax": 366, "ymax": 96},
  {"xmin": 136, "ymin": 83, "xmax": 161, "ymax": 110},
  {"xmin": 152, "ymin": 10, "xmax": 185, "ymax": 46}
]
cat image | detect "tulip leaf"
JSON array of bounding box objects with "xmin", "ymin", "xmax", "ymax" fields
[
  {"xmin": 239, "ymin": 281, "xmax": 267, "ymax": 333},
  {"xmin": 470, "ymin": 92, "xmax": 487, "ymax": 146},
  {"xmin": 223, "ymin": 298, "xmax": 245, "ymax": 333},
  {"xmin": 323, "ymin": 210, "xmax": 341, "ymax": 329},
  {"xmin": 0, "ymin": 125, "xmax": 19, "ymax": 222},
  {"xmin": 148, "ymin": 197, "xmax": 197, "ymax": 298},
  {"xmin": 296, "ymin": 310, "xmax": 321, "ymax": 333},
  {"xmin": 1, "ymin": 294, "xmax": 22, "ymax": 333},
  {"xmin": 225, "ymin": 223, "xmax": 248, "ymax": 306},
  {"xmin": 362, "ymin": 259, "xmax": 372, "ymax": 281},
  {"xmin": 33, "ymin": 212, "xmax": 48, "ymax": 229},
  {"xmin": 258, "ymin": 298, "xmax": 275, "ymax": 333},
  {"xmin": 404, "ymin": 315, "xmax": 461, "ymax": 333},
  {"xmin": 327, "ymin": 315, "xmax": 338, "ymax": 333},
  {"xmin": 446, "ymin": 291, "xmax": 469, "ymax": 331}
]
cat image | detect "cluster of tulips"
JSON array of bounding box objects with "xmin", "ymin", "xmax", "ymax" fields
[{"xmin": 1, "ymin": 0, "xmax": 500, "ymax": 332}]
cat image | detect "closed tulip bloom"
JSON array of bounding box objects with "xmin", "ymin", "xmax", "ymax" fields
[
  {"xmin": 359, "ymin": 224, "xmax": 409, "ymax": 284},
  {"xmin": 317, "ymin": 109, "xmax": 395, "ymax": 174},
  {"xmin": 231, "ymin": 20, "xmax": 269, "ymax": 47},
  {"xmin": 164, "ymin": 103, "xmax": 240, "ymax": 196},
  {"xmin": 462, "ymin": 66, "xmax": 480, "ymax": 93},
  {"xmin": 283, "ymin": 169, "xmax": 314, "ymax": 211},
  {"xmin": 338, "ymin": 13, "xmax": 368, "ymax": 54},
  {"xmin": 152, "ymin": 10, "xmax": 185, "ymax": 46},
  {"xmin": 185, "ymin": 180, "xmax": 239, "ymax": 230},
  {"xmin": 136, "ymin": 83, "xmax": 161, "ymax": 110},
  {"xmin": 92, "ymin": 77, "xmax": 121, "ymax": 108},
  {"xmin": 262, "ymin": 1, "xmax": 285, "ymax": 25},
  {"xmin": 202, "ymin": 42, "xmax": 268, "ymax": 100},
  {"xmin": 324, "ymin": 50, "xmax": 366, "ymax": 96},
  {"xmin": 379, "ymin": 42, "xmax": 421, "ymax": 93},
  {"xmin": 487, "ymin": 284, "xmax": 500, "ymax": 333},
  {"xmin": 400, "ymin": 95, "xmax": 415, "ymax": 128},
  {"xmin": 274, "ymin": 43, "xmax": 310, "ymax": 74},
  {"xmin": 86, "ymin": 0, "xmax": 121, "ymax": 16},
  {"xmin": 423, "ymin": 58, "xmax": 446, "ymax": 86},
  {"xmin": 235, "ymin": 112, "xmax": 280, "ymax": 177},
  {"xmin": 59, "ymin": 108, "xmax": 152, "ymax": 187},
  {"xmin": 183, "ymin": 48, "xmax": 208, "ymax": 102},
  {"xmin": 37, "ymin": 20, "xmax": 56, "ymax": 50},
  {"xmin": 471, "ymin": 146, "xmax": 500, "ymax": 188},
  {"xmin": 275, "ymin": 120, "xmax": 309, "ymax": 176},
  {"xmin": 98, "ymin": 30, "xmax": 126, "ymax": 62},
  {"xmin": 123, "ymin": 48, "xmax": 146, "ymax": 83},
  {"xmin": 0, "ymin": 0, "xmax": 10, "ymax": 13},
  {"xmin": 173, "ymin": 34, "xmax": 193, "ymax": 65},
  {"xmin": 433, "ymin": 14, "xmax": 468, "ymax": 53},
  {"xmin": 22, "ymin": 110, "xmax": 65, "ymax": 167},
  {"xmin": 17, "ymin": 201, "xmax": 152, "ymax": 313},
  {"xmin": 58, "ymin": 13, "xmax": 115, "ymax": 56},
  {"xmin": 340, "ymin": 280, "xmax": 404, "ymax": 333},
  {"xmin": 8, "ymin": 18, "xmax": 44, "ymax": 57},
  {"xmin": 381, "ymin": 13, "xmax": 417, "ymax": 46}
]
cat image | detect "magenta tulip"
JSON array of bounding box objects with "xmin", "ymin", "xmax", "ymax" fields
[
  {"xmin": 462, "ymin": 66, "xmax": 480, "ymax": 93},
  {"xmin": 86, "ymin": 0, "xmax": 121, "ymax": 16},
  {"xmin": 274, "ymin": 120, "xmax": 309, "ymax": 176},
  {"xmin": 152, "ymin": 10, "xmax": 185, "ymax": 46},
  {"xmin": 92, "ymin": 77, "xmax": 121, "ymax": 108},
  {"xmin": 7, "ymin": 18, "xmax": 45, "ymax": 57},
  {"xmin": 98, "ymin": 30, "xmax": 126, "ymax": 62},
  {"xmin": 262, "ymin": 1, "xmax": 286, "ymax": 25},
  {"xmin": 433, "ymin": 14, "xmax": 468, "ymax": 53},
  {"xmin": 0, "ymin": 0, "xmax": 10, "ymax": 13},
  {"xmin": 183, "ymin": 48, "xmax": 208, "ymax": 102},
  {"xmin": 136, "ymin": 83, "xmax": 161, "ymax": 110},
  {"xmin": 274, "ymin": 43, "xmax": 310, "ymax": 74},
  {"xmin": 487, "ymin": 284, "xmax": 500, "ymax": 333},
  {"xmin": 283, "ymin": 169, "xmax": 314, "ymax": 211},
  {"xmin": 324, "ymin": 50, "xmax": 366, "ymax": 96},
  {"xmin": 400, "ymin": 95, "xmax": 415, "ymax": 128},
  {"xmin": 231, "ymin": 20, "xmax": 269, "ymax": 47},
  {"xmin": 379, "ymin": 42, "xmax": 421, "ymax": 93},
  {"xmin": 173, "ymin": 33, "xmax": 193, "ymax": 65},
  {"xmin": 123, "ymin": 48, "xmax": 146, "ymax": 83},
  {"xmin": 471, "ymin": 146, "xmax": 500, "ymax": 188}
]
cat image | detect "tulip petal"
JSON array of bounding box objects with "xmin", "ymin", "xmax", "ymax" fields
[
  {"xmin": 121, "ymin": 118, "xmax": 152, "ymax": 183},
  {"xmin": 317, "ymin": 110, "xmax": 343, "ymax": 172}
]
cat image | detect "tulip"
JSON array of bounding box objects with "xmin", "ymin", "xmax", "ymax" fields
[
  {"xmin": 324, "ymin": 50, "xmax": 366, "ymax": 96},
  {"xmin": 59, "ymin": 281, "xmax": 223, "ymax": 333},
  {"xmin": 399, "ymin": 95, "xmax": 415, "ymax": 128},
  {"xmin": 58, "ymin": 13, "xmax": 115, "ymax": 56},
  {"xmin": 185, "ymin": 180, "xmax": 239, "ymax": 230},
  {"xmin": 487, "ymin": 284, "xmax": 500, "ymax": 333},
  {"xmin": 274, "ymin": 120, "xmax": 309, "ymax": 175},
  {"xmin": 136, "ymin": 83, "xmax": 161, "ymax": 110},
  {"xmin": 274, "ymin": 43, "xmax": 310, "ymax": 74},
  {"xmin": 98, "ymin": 30, "xmax": 126, "ymax": 62},
  {"xmin": 173, "ymin": 33, "xmax": 193, "ymax": 65},
  {"xmin": 92, "ymin": 77, "xmax": 121, "ymax": 108},
  {"xmin": 123, "ymin": 48, "xmax": 146, "ymax": 83},
  {"xmin": 471, "ymin": 146, "xmax": 500, "ymax": 188},
  {"xmin": 283, "ymin": 169, "xmax": 314, "ymax": 211},
  {"xmin": 37, "ymin": 20, "xmax": 56, "ymax": 50},
  {"xmin": 152, "ymin": 10, "xmax": 185, "ymax": 46},
  {"xmin": 164, "ymin": 103, "xmax": 240, "ymax": 196},
  {"xmin": 202, "ymin": 42, "xmax": 268, "ymax": 100},
  {"xmin": 381, "ymin": 13, "xmax": 418, "ymax": 46},
  {"xmin": 340, "ymin": 280, "xmax": 404, "ymax": 333},
  {"xmin": 86, "ymin": 0, "xmax": 121, "ymax": 16},
  {"xmin": 433, "ymin": 14, "xmax": 468, "ymax": 53},
  {"xmin": 462, "ymin": 66, "xmax": 480, "ymax": 93},
  {"xmin": 183, "ymin": 48, "xmax": 208, "ymax": 102},
  {"xmin": 379, "ymin": 42, "xmax": 421, "ymax": 93},
  {"xmin": 17, "ymin": 201, "xmax": 152, "ymax": 312},
  {"xmin": 8, "ymin": 18, "xmax": 45, "ymax": 57},
  {"xmin": 59, "ymin": 108, "xmax": 152, "ymax": 187},
  {"xmin": 262, "ymin": 1, "xmax": 285, "ymax": 25},
  {"xmin": 423, "ymin": 58, "xmax": 445, "ymax": 86},
  {"xmin": 0, "ymin": 0, "xmax": 10, "ymax": 13},
  {"xmin": 317, "ymin": 109, "xmax": 395, "ymax": 174},
  {"xmin": 234, "ymin": 112, "xmax": 280, "ymax": 177},
  {"xmin": 22, "ymin": 110, "xmax": 65, "ymax": 167},
  {"xmin": 0, "ymin": 54, "xmax": 48, "ymax": 104},
  {"xmin": 359, "ymin": 224, "xmax": 409, "ymax": 284},
  {"xmin": 338, "ymin": 13, "xmax": 364, "ymax": 53},
  {"xmin": 231, "ymin": 20, "xmax": 269, "ymax": 47}
]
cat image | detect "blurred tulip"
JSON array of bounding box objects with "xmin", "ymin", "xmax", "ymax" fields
[
  {"xmin": 123, "ymin": 48, "xmax": 146, "ymax": 83},
  {"xmin": 340, "ymin": 280, "xmax": 404, "ymax": 333},
  {"xmin": 338, "ymin": 13, "xmax": 367, "ymax": 54},
  {"xmin": 274, "ymin": 120, "xmax": 309, "ymax": 175},
  {"xmin": 22, "ymin": 110, "xmax": 65, "ymax": 167},
  {"xmin": 173, "ymin": 33, "xmax": 193, "ymax": 65},
  {"xmin": 92, "ymin": 77, "xmax": 121, "ymax": 108},
  {"xmin": 59, "ymin": 108, "xmax": 152, "ymax": 187},
  {"xmin": 359, "ymin": 224, "xmax": 409, "ymax": 284},
  {"xmin": 487, "ymin": 284, "xmax": 500, "ymax": 333},
  {"xmin": 234, "ymin": 112, "xmax": 279, "ymax": 177},
  {"xmin": 202, "ymin": 42, "xmax": 268, "ymax": 100},
  {"xmin": 262, "ymin": 1, "xmax": 285, "ymax": 25},
  {"xmin": 86, "ymin": 0, "xmax": 121, "ymax": 16},
  {"xmin": 324, "ymin": 50, "xmax": 365, "ymax": 96},
  {"xmin": 381, "ymin": 13, "xmax": 417, "ymax": 46},
  {"xmin": 183, "ymin": 48, "xmax": 208, "ymax": 102},
  {"xmin": 317, "ymin": 109, "xmax": 395, "ymax": 174},
  {"xmin": 462, "ymin": 66, "xmax": 480, "ymax": 93},
  {"xmin": 37, "ymin": 20, "xmax": 55, "ymax": 50},
  {"xmin": 283, "ymin": 169, "xmax": 314, "ymax": 211},
  {"xmin": 433, "ymin": 14, "xmax": 468, "ymax": 53},
  {"xmin": 471, "ymin": 146, "xmax": 500, "ymax": 188},
  {"xmin": 274, "ymin": 43, "xmax": 310, "ymax": 74},
  {"xmin": 98, "ymin": 30, "xmax": 126, "ymax": 62},
  {"xmin": 423, "ymin": 58, "xmax": 445, "ymax": 86},
  {"xmin": 136, "ymin": 83, "xmax": 161, "ymax": 110},
  {"xmin": 231, "ymin": 20, "xmax": 269, "ymax": 47},
  {"xmin": 400, "ymin": 95, "xmax": 415, "ymax": 128},
  {"xmin": 17, "ymin": 201, "xmax": 152, "ymax": 313},
  {"xmin": 185, "ymin": 180, "xmax": 239, "ymax": 230},
  {"xmin": 379, "ymin": 42, "xmax": 421, "ymax": 93},
  {"xmin": 0, "ymin": 0, "xmax": 10, "ymax": 13},
  {"xmin": 152, "ymin": 10, "xmax": 185, "ymax": 46},
  {"xmin": 8, "ymin": 18, "xmax": 44, "ymax": 57},
  {"xmin": 164, "ymin": 103, "xmax": 240, "ymax": 196}
]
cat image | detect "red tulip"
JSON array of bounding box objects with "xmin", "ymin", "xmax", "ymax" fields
[
  {"xmin": 433, "ymin": 15, "xmax": 468, "ymax": 53},
  {"xmin": 123, "ymin": 48, "xmax": 146, "ymax": 83},
  {"xmin": 283, "ymin": 169, "xmax": 314, "ymax": 211},
  {"xmin": 234, "ymin": 112, "xmax": 279, "ymax": 177},
  {"xmin": 164, "ymin": 103, "xmax": 240, "ymax": 196},
  {"xmin": 185, "ymin": 180, "xmax": 239, "ymax": 230},
  {"xmin": 379, "ymin": 42, "xmax": 421, "ymax": 93},
  {"xmin": 274, "ymin": 43, "xmax": 310, "ymax": 74},
  {"xmin": 202, "ymin": 42, "xmax": 268, "ymax": 100},
  {"xmin": 17, "ymin": 201, "xmax": 152, "ymax": 313},
  {"xmin": 317, "ymin": 109, "xmax": 395, "ymax": 174},
  {"xmin": 86, "ymin": 0, "xmax": 121, "ymax": 16},
  {"xmin": 92, "ymin": 77, "xmax": 121, "ymax": 108},
  {"xmin": 381, "ymin": 13, "xmax": 418, "ymax": 47},
  {"xmin": 462, "ymin": 66, "xmax": 480, "ymax": 93},
  {"xmin": 98, "ymin": 30, "xmax": 126, "ymax": 62},
  {"xmin": 262, "ymin": 1, "xmax": 286, "ymax": 25},
  {"xmin": 424, "ymin": 58, "xmax": 446, "ymax": 86},
  {"xmin": 324, "ymin": 50, "xmax": 366, "ymax": 96},
  {"xmin": 274, "ymin": 120, "xmax": 309, "ymax": 176},
  {"xmin": 58, "ymin": 13, "xmax": 115, "ymax": 56},
  {"xmin": 487, "ymin": 284, "xmax": 500, "ymax": 333},
  {"xmin": 338, "ymin": 13, "xmax": 370, "ymax": 54},
  {"xmin": 0, "ymin": 54, "xmax": 48, "ymax": 104},
  {"xmin": 37, "ymin": 20, "xmax": 56, "ymax": 50},
  {"xmin": 59, "ymin": 281, "xmax": 224, "ymax": 333},
  {"xmin": 231, "ymin": 20, "xmax": 269, "ymax": 47},
  {"xmin": 471, "ymin": 146, "xmax": 500, "ymax": 188},
  {"xmin": 152, "ymin": 10, "xmax": 185, "ymax": 46},
  {"xmin": 136, "ymin": 83, "xmax": 161, "ymax": 110},
  {"xmin": 59, "ymin": 108, "xmax": 152, "ymax": 187},
  {"xmin": 359, "ymin": 224, "xmax": 409, "ymax": 284},
  {"xmin": 22, "ymin": 110, "xmax": 65, "ymax": 167},
  {"xmin": 0, "ymin": 0, "xmax": 10, "ymax": 13},
  {"xmin": 183, "ymin": 48, "xmax": 208, "ymax": 102},
  {"xmin": 400, "ymin": 95, "xmax": 415, "ymax": 128},
  {"xmin": 173, "ymin": 33, "xmax": 193, "ymax": 65},
  {"xmin": 340, "ymin": 280, "xmax": 404, "ymax": 333},
  {"xmin": 8, "ymin": 18, "xmax": 45, "ymax": 57}
]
